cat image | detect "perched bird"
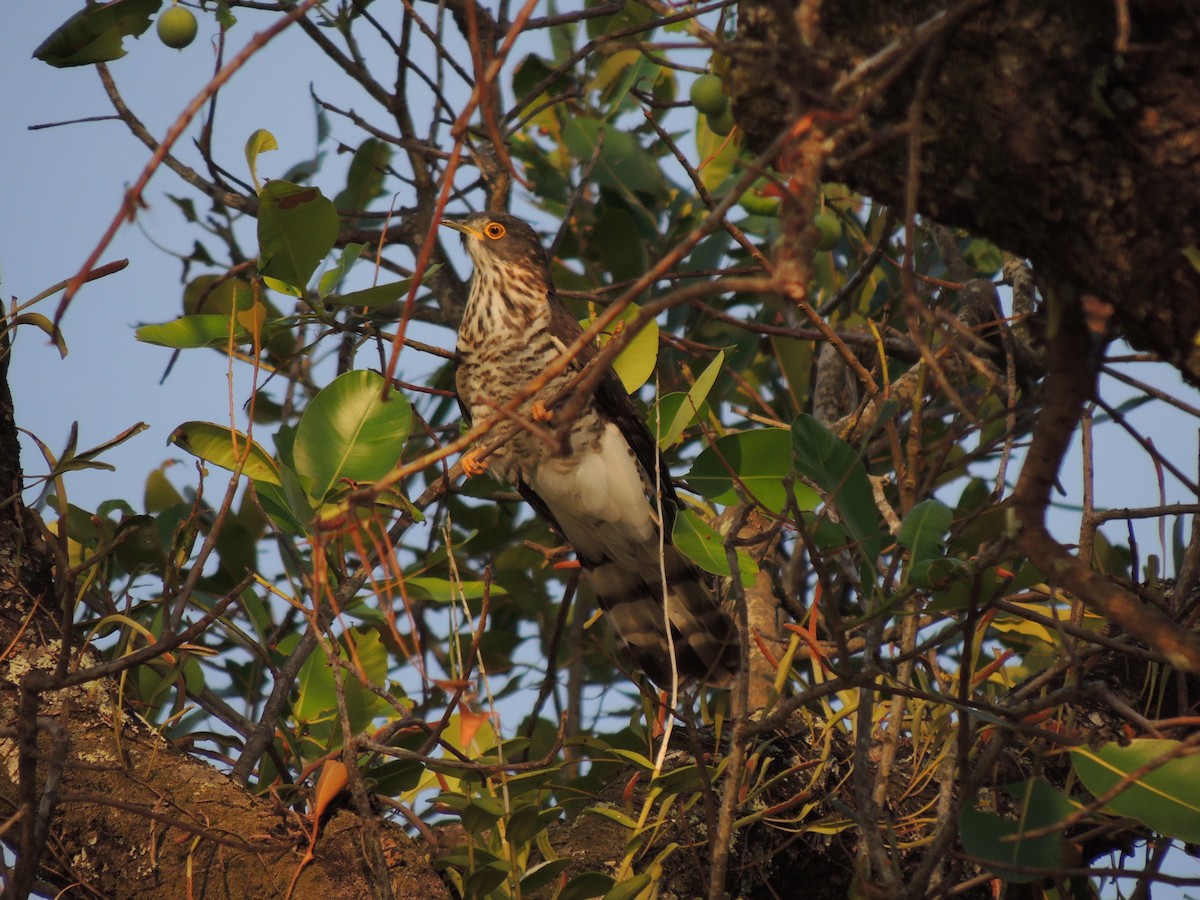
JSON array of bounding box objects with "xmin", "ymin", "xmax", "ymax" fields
[{"xmin": 442, "ymin": 212, "xmax": 739, "ymax": 687}]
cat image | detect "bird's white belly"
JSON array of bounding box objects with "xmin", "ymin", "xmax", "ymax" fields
[{"xmin": 529, "ymin": 422, "xmax": 657, "ymax": 562}]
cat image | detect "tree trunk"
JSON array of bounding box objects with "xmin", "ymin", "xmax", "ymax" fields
[
  {"xmin": 732, "ymin": 0, "xmax": 1200, "ymax": 383},
  {"xmin": 0, "ymin": 329, "xmax": 446, "ymax": 898}
]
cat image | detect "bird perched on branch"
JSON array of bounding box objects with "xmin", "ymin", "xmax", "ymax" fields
[{"xmin": 442, "ymin": 212, "xmax": 739, "ymax": 687}]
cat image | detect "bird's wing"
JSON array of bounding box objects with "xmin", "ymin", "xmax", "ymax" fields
[{"xmin": 543, "ymin": 296, "xmax": 681, "ymax": 525}]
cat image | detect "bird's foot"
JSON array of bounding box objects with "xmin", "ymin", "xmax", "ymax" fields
[
  {"xmin": 531, "ymin": 400, "xmax": 553, "ymax": 422},
  {"xmin": 460, "ymin": 448, "xmax": 489, "ymax": 477}
]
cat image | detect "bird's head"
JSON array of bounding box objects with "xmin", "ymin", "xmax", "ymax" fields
[{"xmin": 440, "ymin": 213, "xmax": 550, "ymax": 275}]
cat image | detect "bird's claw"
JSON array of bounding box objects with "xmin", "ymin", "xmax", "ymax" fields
[
  {"xmin": 531, "ymin": 400, "xmax": 553, "ymax": 423},
  {"xmin": 461, "ymin": 448, "xmax": 489, "ymax": 477}
]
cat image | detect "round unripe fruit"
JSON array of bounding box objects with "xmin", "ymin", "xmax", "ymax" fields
[
  {"xmin": 157, "ymin": 6, "xmax": 198, "ymax": 49},
  {"xmin": 741, "ymin": 179, "xmax": 782, "ymax": 216},
  {"xmin": 689, "ymin": 74, "xmax": 728, "ymax": 116},
  {"xmin": 813, "ymin": 208, "xmax": 842, "ymax": 251},
  {"xmin": 707, "ymin": 107, "xmax": 736, "ymax": 137}
]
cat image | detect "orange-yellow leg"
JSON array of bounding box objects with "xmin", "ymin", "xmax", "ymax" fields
[
  {"xmin": 460, "ymin": 447, "xmax": 489, "ymax": 477},
  {"xmin": 531, "ymin": 400, "xmax": 553, "ymax": 422}
]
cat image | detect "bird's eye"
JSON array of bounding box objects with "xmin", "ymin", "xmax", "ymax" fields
[{"xmin": 484, "ymin": 222, "xmax": 506, "ymax": 240}]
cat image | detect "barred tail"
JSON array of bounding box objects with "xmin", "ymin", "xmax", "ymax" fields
[{"xmin": 584, "ymin": 545, "xmax": 740, "ymax": 687}]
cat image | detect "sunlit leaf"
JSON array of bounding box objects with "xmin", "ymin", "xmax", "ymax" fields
[
  {"xmin": 657, "ymin": 350, "xmax": 723, "ymax": 448},
  {"xmin": 687, "ymin": 429, "xmax": 818, "ymax": 513},
  {"xmin": 136, "ymin": 314, "xmax": 253, "ymax": 349},
  {"xmin": 168, "ymin": 422, "xmax": 281, "ymax": 486},
  {"xmin": 244, "ymin": 129, "xmax": 278, "ymax": 192},
  {"xmin": 293, "ymin": 370, "xmax": 412, "ymax": 501},
  {"xmin": 585, "ymin": 303, "xmax": 658, "ymax": 393},
  {"xmin": 671, "ymin": 509, "xmax": 758, "ymax": 581}
]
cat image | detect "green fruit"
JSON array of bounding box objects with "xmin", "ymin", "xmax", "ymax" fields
[
  {"xmin": 157, "ymin": 6, "xmax": 198, "ymax": 50},
  {"xmin": 689, "ymin": 74, "xmax": 728, "ymax": 116},
  {"xmin": 741, "ymin": 179, "xmax": 782, "ymax": 216},
  {"xmin": 707, "ymin": 106, "xmax": 736, "ymax": 137},
  {"xmin": 813, "ymin": 208, "xmax": 842, "ymax": 251}
]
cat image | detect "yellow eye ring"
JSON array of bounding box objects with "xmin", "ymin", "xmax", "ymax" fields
[{"xmin": 484, "ymin": 222, "xmax": 506, "ymax": 240}]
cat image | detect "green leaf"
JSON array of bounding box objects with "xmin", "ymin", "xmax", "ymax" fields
[
  {"xmin": 563, "ymin": 118, "xmax": 663, "ymax": 196},
  {"xmin": 318, "ymin": 243, "xmax": 368, "ymax": 298},
  {"xmin": 293, "ymin": 370, "xmax": 412, "ymax": 501},
  {"xmin": 687, "ymin": 429, "xmax": 818, "ymax": 513},
  {"xmin": 504, "ymin": 805, "xmax": 544, "ymax": 847},
  {"xmin": 334, "ymin": 138, "xmax": 392, "ymax": 219},
  {"xmin": 959, "ymin": 779, "xmax": 1071, "ymax": 883},
  {"xmin": 343, "ymin": 629, "xmax": 391, "ymax": 733},
  {"xmin": 672, "ymin": 510, "xmax": 758, "ymax": 582},
  {"xmin": 169, "ymin": 422, "xmax": 281, "ymax": 486},
  {"xmin": 136, "ymin": 314, "xmax": 253, "ymax": 349},
  {"xmin": 256, "ymin": 180, "xmax": 339, "ymax": 290},
  {"xmin": 244, "ymin": 129, "xmax": 278, "ymax": 192},
  {"xmin": 1071, "ymin": 739, "xmax": 1200, "ymax": 842},
  {"xmin": 695, "ymin": 115, "xmax": 740, "ymax": 194},
  {"xmin": 326, "ymin": 265, "xmax": 442, "ymax": 309},
  {"xmin": 586, "ymin": 303, "xmax": 658, "ymax": 393},
  {"xmin": 791, "ymin": 414, "xmax": 882, "ymax": 561},
  {"xmin": 657, "ymin": 350, "xmax": 723, "ymax": 448},
  {"xmin": 520, "ymin": 859, "xmax": 573, "ymax": 894},
  {"xmin": 33, "ymin": 0, "xmax": 162, "ymax": 67},
  {"xmin": 559, "ymin": 872, "xmax": 616, "ymax": 900},
  {"xmin": 604, "ymin": 873, "xmax": 653, "ymax": 900},
  {"xmin": 898, "ymin": 499, "xmax": 952, "ymax": 565},
  {"xmin": 403, "ymin": 577, "xmax": 507, "ymax": 603},
  {"xmin": 294, "ymin": 646, "xmax": 337, "ymax": 725}
]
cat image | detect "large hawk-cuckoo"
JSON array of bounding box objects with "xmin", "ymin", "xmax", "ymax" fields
[{"xmin": 443, "ymin": 212, "xmax": 739, "ymax": 686}]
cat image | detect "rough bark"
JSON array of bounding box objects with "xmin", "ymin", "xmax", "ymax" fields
[
  {"xmin": 0, "ymin": 330, "xmax": 448, "ymax": 899},
  {"xmin": 732, "ymin": 0, "xmax": 1200, "ymax": 383}
]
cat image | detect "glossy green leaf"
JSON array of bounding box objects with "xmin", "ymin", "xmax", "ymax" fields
[
  {"xmin": 1071, "ymin": 739, "xmax": 1200, "ymax": 842},
  {"xmin": 791, "ymin": 414, "xmax": 882, "ymax": 561},
  {"xmin": 671, "ymin": 509, "xmax": 758, "ymax": 582},
  {"xmin": 136, "ymin": 314, "xmax": 253, "ymax": 349},
  {"xmin": 256, "ymin": 180, "xmax": 339, "ymax": 290},
  {"xmin": 169, "ymin": 422, "xmax": 281, "ymax": 486},
  {"xmin": 657, "ymin": 350, "xmax": 723, "ymax": 448},
  {"xmin": 293, "ymin": 370, "xmax": 412, "ymax": 501},
  {"xmin": 959, "ymin": 779, "xmax": 1072, "ymax": 883},
  {"xmin": 33, "ymin": 0, "xmax": 162, "ymax": 67},
  {"xmin": 687, "ymin": 429, "xmax": 818, "ymax": 513},
  {"xmin": 605, "ymin": 873, "xmax": 653, "ymax": 900},
  {"xmin": 563, "ymin": 118, "xmax": 663, "ymax": 196}
]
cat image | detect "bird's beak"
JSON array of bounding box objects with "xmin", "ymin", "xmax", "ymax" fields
[{"xmin": 440, "ymin": 218, "xmax": 482, "ymax": 240}]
